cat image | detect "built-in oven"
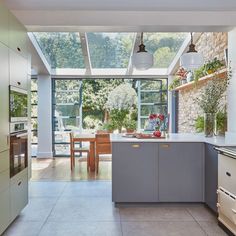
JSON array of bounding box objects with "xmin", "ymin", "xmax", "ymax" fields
[
  {"xmin": 9, "ymin": 85, "xmax": 28, "ymax": 122},
  {"xmin": 10, "ymin": 122, "xmax": 28, "ymax": 178}
]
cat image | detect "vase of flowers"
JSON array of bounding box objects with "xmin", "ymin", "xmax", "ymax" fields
[
  {"xmin": 176, "ymin": 67, "xmax": 188, "ymax": 85},
  {"xmin": 146, "ymin": 113, "xmax": 169, "ymax": 137},
  {"xmin": 196, "ymin": 69, "xmax": 231, "ymax": 137}
]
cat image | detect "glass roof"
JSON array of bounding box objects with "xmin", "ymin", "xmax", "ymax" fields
[
  {"xmin": 32, "ymin": 32, "xmax": 188, "ymax": 74},
  {"xmin": 33, "ymin": 32, "xmax": 85, "ymax": 69},
  {"xmin": 144, "ymin": 33, "xmax": 188, "ymax": 68},
  {"xmin": 87, "ymin": 32, "xmax": 134, "ymax": 68}
]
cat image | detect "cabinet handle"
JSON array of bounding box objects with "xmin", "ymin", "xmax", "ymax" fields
[
  {"xmin": 17, "ymin": 47, "xmax": 21, "ymax": 52},
  {"xmin": 160, "ymin": 144, "xmax": 170, "ymax": 148},
  {"xmin": 18, "ymin": 181, "xmax": 22, "ymax": 186},
  {"xmin": 226, "ymin": 172, "xmax": 231, "ymax": 177},
  {"xmin": 132, "ymin": 144, "xmax": 140, "ymax": 148},
  {"xmin": 7, "ymin": 135, "xmax": 9, "ymax": 146},
  {"xmin": 17, "ymin": 81, "xmax": 21, "ymax": 86}
]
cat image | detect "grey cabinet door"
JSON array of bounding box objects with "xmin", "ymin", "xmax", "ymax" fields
[
  {"xmin": 159, "ymin": 143, "xmax": 204, "ymax": 202},
  {"xmin": 112, "ymin": 142, "xmax": 158, "ymax": 202},
  {"xmin": 205, "ymin": 144, "xmax": 218, "ymax": 213},
  {"xmin": 0, "ymin": 43, "xmax": 9, "ymax": 152}
]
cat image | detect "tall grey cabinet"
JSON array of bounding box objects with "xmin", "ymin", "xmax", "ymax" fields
[{"xmin": 0, "ymin": 2, "xmax": 30, "ymax": 234}]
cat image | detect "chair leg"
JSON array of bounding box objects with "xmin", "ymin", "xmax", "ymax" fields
[
  {"xmin": 87, "ymin": 153, "xmax": 90, "ymax": 171},
  {"xmin": 96, "ymin": 156, "xmax": 99, "ymax": 174},
  {"xmin": 71, "ymin": 152, "xmax": 74, "ymax": 170}
]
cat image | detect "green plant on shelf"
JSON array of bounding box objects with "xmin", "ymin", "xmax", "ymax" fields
[
  {"xmin": 168, "ymin": 77, "xmax": 181, "ymax": 90},
  {"xmin": 203, "ymin": 57, "xmax": 224, "ymax": 74}
]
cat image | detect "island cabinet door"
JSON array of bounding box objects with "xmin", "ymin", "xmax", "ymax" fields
[
  {"xmin": 205, "ymin": 144, "xmax": 218, "ymax": 213},
  {"xmin": 158, "ymin": 143, "xmax": 204, "ymax": 202},
  {"xmin": 112, "ymin": 142, "xmax": 158, "ymax": 202}
]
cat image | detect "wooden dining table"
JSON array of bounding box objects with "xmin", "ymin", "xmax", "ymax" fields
[{"xmin": 72, "ymin": 133, "xmax": 96, "ymax": 171}]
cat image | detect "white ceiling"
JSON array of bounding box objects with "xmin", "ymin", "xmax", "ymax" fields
[
  {"xmin": 4, "ymin": 0, "xmax": 236, "ymax": 11},
  {"xmin": 3, "ymin": 0, "xmax": 236, "ymax": 32}
]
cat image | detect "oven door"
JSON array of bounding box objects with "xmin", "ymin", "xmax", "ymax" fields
[{"xmin": 10, "ymin": 131, "xmax": 28, "ymax": 178}]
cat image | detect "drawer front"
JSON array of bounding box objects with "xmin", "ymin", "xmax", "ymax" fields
[
  {"xmin": 10, "ymin": 170, "xmax": 28, "ymax": 220},
  {"xmin": 0, "ymin": 150, "xmax": 9, "ymax": 173},
  {"xmin": 0, "ymin": 188, "xmax": 10, "ymax": 235},
  {"xmin": 0, "ymin": 169, "xmax": 10, "ymax": 193},
  {"xmin": 218, "ymin": 154, "xmax": 236, "ymax": 195},
  {"xmin": 218, "ymin": 188, "xmax": 236, "ymax": 225}
]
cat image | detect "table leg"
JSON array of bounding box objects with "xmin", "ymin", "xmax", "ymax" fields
[{"xmin": 89, "ymin": 141, "xmax": 95, "ymax": 171}]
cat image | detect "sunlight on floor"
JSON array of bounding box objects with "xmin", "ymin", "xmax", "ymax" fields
[{"xmin": 31, "ymin": 156, "xmax": 112, "ymax": 181}]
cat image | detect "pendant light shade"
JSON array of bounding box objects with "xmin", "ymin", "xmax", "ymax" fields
[
  {"xmin": 132, "ymin": 32, "xmax": 153, "ymax": 70},
  {"xmin": 180, "ymin": 33, "xmax": 204, "ymax": 70}
]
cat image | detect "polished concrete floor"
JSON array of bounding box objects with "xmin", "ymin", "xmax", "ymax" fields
[
  {"xmin": 3, "ymin": 181, "xmax": 227, "ymax": 236},
  {"xmin": 31, "ymin": 157, "xmax": 112, "ymax": 181}
]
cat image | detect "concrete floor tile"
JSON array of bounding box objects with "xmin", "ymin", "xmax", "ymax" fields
[
  {"xmin": 198, "ymin": 221, "xmax": 228, "ymax": 235},
  {"xmin": 38, "ymin": 221, "xmax": 122, "ymax": 236},
  {"xmin": 2, "ymin": 220, "xmax": 44, "ymax": 236},
  {"xmin": 61, "ymin": 181, "xmax": 111, "ymax": 198},
  {"xmin": 29, "ymin": 181, "xmax": 67, "ymax": 197},
  {"xmin": 120, "ymin": 206, "xmax": 195, "ymax": 222},
  {"xmin": 48, "ymin": 197, "xmax": 120, "ymax": 222},
  {"xmin": 122, "ymin": 221, "xmax": 207, "ymax": 236}
]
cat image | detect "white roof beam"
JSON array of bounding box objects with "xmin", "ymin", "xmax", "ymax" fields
[
  {"xmin": 79, "ymin": 32, "xmax": 92, "ymax": 75},
  {"xmin": 28, "ymin": 32, "xmax": 51, "ymax": 74},
  {"xmin": 126, "ymin": 32, "xmax": 141, "ymax": 75}
]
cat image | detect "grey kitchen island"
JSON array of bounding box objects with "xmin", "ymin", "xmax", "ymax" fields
[{"xmin": 111, "ymin": 133, "xmax": 236, "ymax": 212}]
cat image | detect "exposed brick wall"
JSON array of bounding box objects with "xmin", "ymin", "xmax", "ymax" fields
[{"xmin": 178, "ymin": 32, "xmax": 228, "ymax": 133}]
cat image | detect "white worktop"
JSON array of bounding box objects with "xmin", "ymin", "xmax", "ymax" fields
[{"xmin": 110, "ymin": 133, "xmax": 236, "ymax": 147}]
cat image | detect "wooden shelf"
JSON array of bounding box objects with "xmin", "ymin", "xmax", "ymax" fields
[{"xmin": 173, "ymin": 68, "xmax": 227, "ymax": 91}]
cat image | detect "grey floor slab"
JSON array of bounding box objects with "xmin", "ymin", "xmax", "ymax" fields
[
  {"xmin": 38, "ymin": 221, "xmax": 122, "ymax": 236},
  {"xmin": 48, "ymin": 197, "xmax": 120, "ymax": 222},
  {"xmin": 29, "ymin": 181, "xmax": 67, "ymax": 197},
  {"xmin": 2, "ymin": 219, "xmax": 44, "ymax": 236},
  {"xmin": 121, "ymin": 221, "xmax": 207, "ymax": 236},
  {"xmin": 119, "ymin": 206, "xmax": 195, "ymax": 222},
  {"xmin": 61, "ymin": 181, "xmax": 112, "ymax": 198},
  {"xmin": 17, "ymin": 197, "xmax": 58, "ymax": 222},
  {"xmin": 187, "ymin": 205, "xmax": 217, "ymax": 222},
  {"xmin": 198, "ymin": 221, "xmax": 228, "ymax": 236}
]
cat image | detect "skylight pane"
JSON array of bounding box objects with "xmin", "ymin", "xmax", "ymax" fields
[
  {"xmin": 144, "ymin": 33, "xmax": 188, "ymax": 68},
  {"xmin": 87, "ymin": 33, "xmax": 134, "ymax": 68},
  {"xmin": 33, "ymin": 32, "xmax": 85, "ymax": 69}
]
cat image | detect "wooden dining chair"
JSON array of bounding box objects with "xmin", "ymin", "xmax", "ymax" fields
[
  {"xmin": 95, "ymin": 133, "xmax": 111, "ymax": 173},
  {"xmin": 69, "ymin": 132, "xmax": 90, "ymax": 171}
]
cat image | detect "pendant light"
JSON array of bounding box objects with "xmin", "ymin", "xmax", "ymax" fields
[
  {"xmin": 132, "ymin": 32, "xmax": 153, "ymax": 70},
  {"xmin": 180, "ymin": 32, "xmax": 204, "ymax": 70}
]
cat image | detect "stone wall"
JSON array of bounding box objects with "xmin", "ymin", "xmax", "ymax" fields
[{"xmin": 178, "ymin": 32, "xmax": 228, "ymax": 133}]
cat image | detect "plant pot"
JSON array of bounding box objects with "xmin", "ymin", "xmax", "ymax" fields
[
  {"xmin": 181, "ymin": 78, "xmax": 187, "ymax": 85},
  {"xmin": 126, "ymin": 129, "xmax": 135, "ymax": 133},
  {"xmin": 204, "ymin": 113, "xmax": 216, "ymax": 137}
]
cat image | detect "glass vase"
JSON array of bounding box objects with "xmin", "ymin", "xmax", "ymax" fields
[{"xmin": 204, "ymin": 113, "xmax": 216, "ymax": 137}]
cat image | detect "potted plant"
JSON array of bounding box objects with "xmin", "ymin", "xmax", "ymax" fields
[
  {"xmin": 204, "ymin": 57, "xmax": 224, "ymax": 74},
  {"xmin": 124, "ymin": 119, "xmax": 137, "ymax": 133},
  {"xmin": 216, "ymin": 111, "xmax": 227, "ymax": 136},
  {"xmin": 168, "ymin": 77, "xmax": 181, "ymax": 90},
  {"xmin": 195, "ymin": 71, "xmax": 230, "ymax": 137},
  {"xmin": 193, "ymin": 66, "xmax": 207, "ymax": 83},
  {"xmin": 175, "ymin": 67, "xmax": 188, "ymax": 85}
]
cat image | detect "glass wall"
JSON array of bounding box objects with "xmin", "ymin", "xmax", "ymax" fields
[
  {"xmin": 31, "ymin": 78, "xmax": 38, "ymax": 156},
  {"xmin": 52, "ymin": 78, "xmax": 167, "ymax": 156},
  {"xmin": 52, "ymin": 79, "xmax": 83, "ymax": 156},
  {"xmin": 137, "ymin": 79, "xmax": 168, "ymax": 130}
]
